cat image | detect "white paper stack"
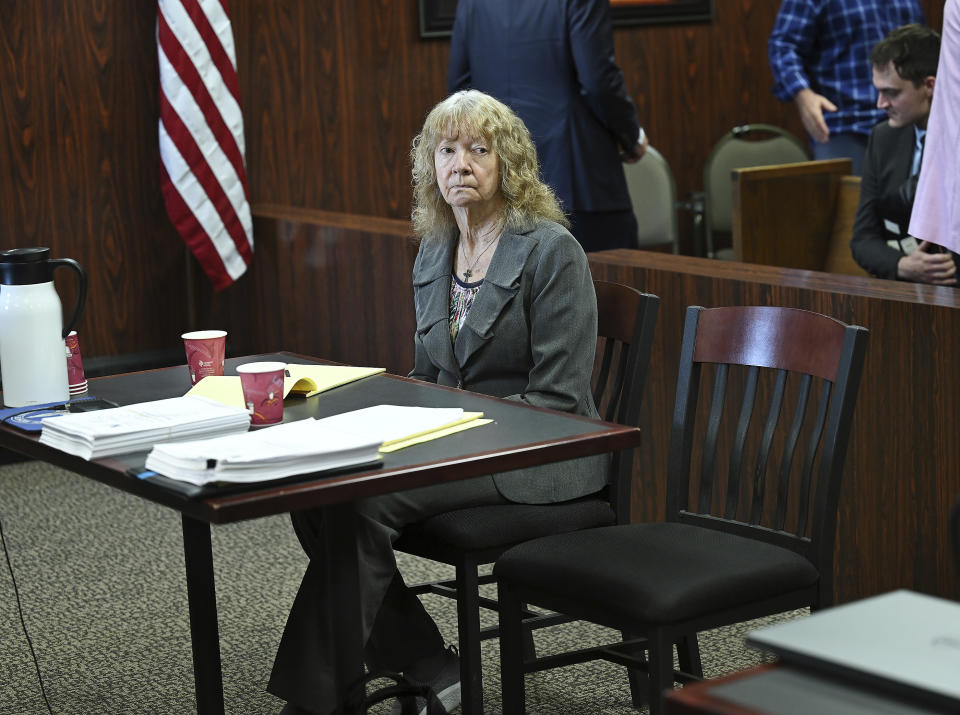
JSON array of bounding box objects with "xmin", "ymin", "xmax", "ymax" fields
[
  {"xmin": 140, "ymin": 405, "xmax": 491, "ymax": 487},
  {"xmin": 316, "ymin": 405, "xmax": 471, "ymax": 445},
  {"xmin": 145, "ymin": 418, "xmax": 383, "ymax": 486},
  {"xmin": 39, "ymin": 396, "xmax": 251, "ymax": 460}
]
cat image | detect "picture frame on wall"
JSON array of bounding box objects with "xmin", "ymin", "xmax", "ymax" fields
[
  {"xmin": 418, "ymin": 0, "xmax": 458, "ymax": 38},
  {"xmin": 418, "ymin": 0, "xmax": 713, "ymax": 39},
  {"xmin": 610, "ymin": 0, "xmax": 713, "ymax": 26}
]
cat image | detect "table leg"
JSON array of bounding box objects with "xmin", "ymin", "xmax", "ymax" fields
[
  {"xmin": 182, "ymin": 515, "xmax": 225, "ymax": 715},
  {"xmin": 322, "ymin": 503, "xmax": 366, "ymax": 713}
]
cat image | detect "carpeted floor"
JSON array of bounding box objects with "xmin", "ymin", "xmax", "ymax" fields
[{"xmin": 0, "ymin": 461, "xmax": 802, "ymax": 714}]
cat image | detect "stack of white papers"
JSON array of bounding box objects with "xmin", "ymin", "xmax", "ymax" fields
[
  {"xmin": 142, "ymin": 405, "xmax": 492, "ymax": 486},
  {"xmin": 39, "ymin": 396, "xmax": 251, "ymax": 460},
  {"xmin": 316, "ymin": 405, "xmax": 489, "ymax": 452},
  {"xmin": 145, "ymin": 418, "xmax": 383, "ymax": 486}
]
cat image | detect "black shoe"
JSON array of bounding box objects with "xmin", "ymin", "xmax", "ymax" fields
[{"xmin": 389, "ymin": 645, "xmax": 461, "ymax": 715}]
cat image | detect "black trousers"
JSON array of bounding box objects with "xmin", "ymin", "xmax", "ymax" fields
[
  {"xmin": 568, "ymin": 208, "xmax": 638, "ymax": 252},
  {"xmin": 267, "ymin": 475, "xmax": 507, "ymax": 714}
]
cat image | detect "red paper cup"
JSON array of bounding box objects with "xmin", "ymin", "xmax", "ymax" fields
[
  {"xmin": 236, "ymin": 361, "xmax": 286, "ymax": 426},
  {"xmin": 64, "ymin": 330, "xmax": 86, "ymax": 390},
  {"xmin": 182, "ymin": 330, "xmax": 227, "ymax": 386}
]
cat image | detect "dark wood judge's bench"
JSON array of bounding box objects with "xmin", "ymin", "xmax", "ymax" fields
[{"xmin": 201, "ymin": 207, "xmax": 960, "ymax": 606}]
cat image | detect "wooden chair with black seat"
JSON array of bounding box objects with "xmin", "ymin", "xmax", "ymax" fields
[
  {"xmin": 392, "ymin": 281, "xmax": 660, "ymax": 714},
  {"xmin": 496, "ymin": 305, "xmax": 870, "ymax": 715}
]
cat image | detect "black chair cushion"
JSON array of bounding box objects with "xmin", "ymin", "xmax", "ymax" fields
[
  {"xmin": 494, "ymin": 522, "xmax": 819, "ymax": 624},
  {"xmin": 400, "ymin": 499, "xmax": 616, "ymax": 551}
]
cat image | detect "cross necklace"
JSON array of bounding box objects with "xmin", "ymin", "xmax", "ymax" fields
[{"xmin": 459, "ymin": 235, "xmax": 499, "ymax": 281}]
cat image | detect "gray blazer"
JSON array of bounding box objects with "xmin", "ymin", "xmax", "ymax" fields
[{"xmin": 409, "ymin": 218, "xmax": 608, "ymax": 504}]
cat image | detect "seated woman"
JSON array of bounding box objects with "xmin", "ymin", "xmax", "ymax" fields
[{"xmin": 269, "ymin": 90, "xmax": 607, "ymax": 715}]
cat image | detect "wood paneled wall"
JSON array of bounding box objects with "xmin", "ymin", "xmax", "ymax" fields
[
  {"xmin": 0, "ymin": 2, "xmax": 188, "ymax": 363},
  {"xmin": 232, "ymin": 0, "xmax": 944, "ymax": 245},
  {"xmin": 200, "ymin": 205, "xmax": 419, "ymax": 374},
  {"xmin": 0, "ymin": 0, "xmax": 945, "ymax": 360}
]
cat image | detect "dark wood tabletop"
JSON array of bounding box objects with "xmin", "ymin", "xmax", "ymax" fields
[
  {"xmin": 666, "ymin": 663, "xmax": 944, "ymax": 715},
  {"xmin": 0, "ymin": 352, "xmax": 643, "ymax": 524}
]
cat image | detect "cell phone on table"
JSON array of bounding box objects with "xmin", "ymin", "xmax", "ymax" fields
[{"xmin": 68, "ymin": 398, "xmax": 119, "ymax": 412}]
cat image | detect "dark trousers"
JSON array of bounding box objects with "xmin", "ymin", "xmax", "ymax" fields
[
  {"xmin": 268, "ymin": 476, "xmax": 507, "ymax": 714},
  {"xmin": 568, "ymin": 208, "xmax": 639, "ymax": 252},
  {"xmin": 811, "ymin": 132, "xmax": 869, "ymax": 177}
]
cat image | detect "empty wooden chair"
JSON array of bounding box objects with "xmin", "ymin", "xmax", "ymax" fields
[{"xmin": 496, "ymin": 305, "xmax": 869, "ymax": 714}]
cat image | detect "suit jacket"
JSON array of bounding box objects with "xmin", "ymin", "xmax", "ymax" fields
[
  {"xmin": 409, "ymin": 218, "xmax": 608, "ymax": 504},
  {"xmin": 851, "ymin": 120, "xmax": 960, "ymax": 279},
  {"xmin": 448, "ymin": 0, "xmax": 640, "ymax": 215}
]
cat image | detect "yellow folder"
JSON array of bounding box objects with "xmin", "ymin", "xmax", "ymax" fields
[{"xmin": 284, "ymin": 364, "xmax": 386, "ymax": 397}]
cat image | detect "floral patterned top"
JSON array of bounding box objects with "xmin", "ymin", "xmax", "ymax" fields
[{"xmin": 449, "ymin": 273, "xmax": 482, "ymax": 343}]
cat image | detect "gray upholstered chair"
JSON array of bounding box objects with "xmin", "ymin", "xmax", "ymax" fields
[
  {"xmin": 697, "ymin": 124, "xmax": 809, "ymax": 258},
  {"xmin": 624, "ymin": 146, "xmax": 679, "ymax": 253}
]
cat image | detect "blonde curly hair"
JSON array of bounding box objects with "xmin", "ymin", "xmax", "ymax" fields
[{"xmin": 411, "ymin": 90, "xmax": 568, "ymax": 238}]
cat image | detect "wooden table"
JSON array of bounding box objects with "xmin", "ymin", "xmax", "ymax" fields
[
  {"xmin": 0, "ymin": 352, "xmax": 642, "ymax": 714},
  {"xmin": 666, "ymin": 664, "xmax": 941, "ymax": 715}
]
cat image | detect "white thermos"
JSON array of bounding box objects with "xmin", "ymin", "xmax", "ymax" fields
[{"xmin": 0, "ymin": 247, "xmax": 87, "ymax": 407}]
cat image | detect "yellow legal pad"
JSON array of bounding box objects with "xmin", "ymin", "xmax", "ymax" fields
[
  {"xmin": 306, "ymin": 404, "xmax": 493, "ymax": 453},
  {"xmin": 186, "ymin": 364, "xmax": 386, "ymax": 409},
  {"xmin": 378, "ymin": 413, "xmax": 492, "ymax": 452},
  {"xmin": 285, "ymin": 364, "xmax": 386, "ymax": 397}
]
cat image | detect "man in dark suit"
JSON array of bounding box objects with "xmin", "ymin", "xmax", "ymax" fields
[
  {"xmin": 850, "ymin": 23, "xmax": 958, "ymax": 285},
  {"xmin": 448, "ymin": 0, "xmax": 648, "ymax": 252}
]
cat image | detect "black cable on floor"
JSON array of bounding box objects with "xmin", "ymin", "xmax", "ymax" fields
[{"xmin": 1, "ymin": 516, "xmax": 55, "ymax": 715}]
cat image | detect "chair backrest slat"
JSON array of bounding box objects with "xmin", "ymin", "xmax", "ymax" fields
[
  {"xmin": 699, "ymin": 363, "xmax": 727, "ymax": 513},
  {"xmin": 591, "ymin": 281, "xmax": 659, "ymax": 524},
  {"xmin": 797, "ymin": 380, "xmax": 832, "ymax": 536},
  {"xmin": 751, "ymin": 368, "xmax": 788, "ymax": 524},
  {"xmin": 775, "ymin": 373, "xmax": 812, "ymax": 531},
  {"xmin": 726, "ymin": 365, "xmax": 759, "ymax": 519},
  {"xmin": 593, "ymin": 339, "xmax": 615, "ymax": 415}
]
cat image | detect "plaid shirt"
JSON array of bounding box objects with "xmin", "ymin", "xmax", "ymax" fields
[{"xmin": 768, "ymin": 0, "xmax": 925, "ymax": 137}]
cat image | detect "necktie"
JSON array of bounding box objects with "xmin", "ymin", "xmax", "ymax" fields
[{"xmin": 912, "ymin": 133, "xmax": 925, "ymax": 177}]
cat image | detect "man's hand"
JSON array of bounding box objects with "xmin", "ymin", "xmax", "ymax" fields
[
  {"xmin": 622, "ymin": 131, "xmax": 649, "ymax": 164},
  {"xmin": 794, "ymin": 88, "xmax": 837, "ymax": 144},
  {"xmin": 897, "ymin": 241, "xmax": 958, "ymax": 285}
]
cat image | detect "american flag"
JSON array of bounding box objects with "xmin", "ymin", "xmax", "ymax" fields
[{"xmin": 157, "ymin": 0, "xmax": 253, "ymax": 291}]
